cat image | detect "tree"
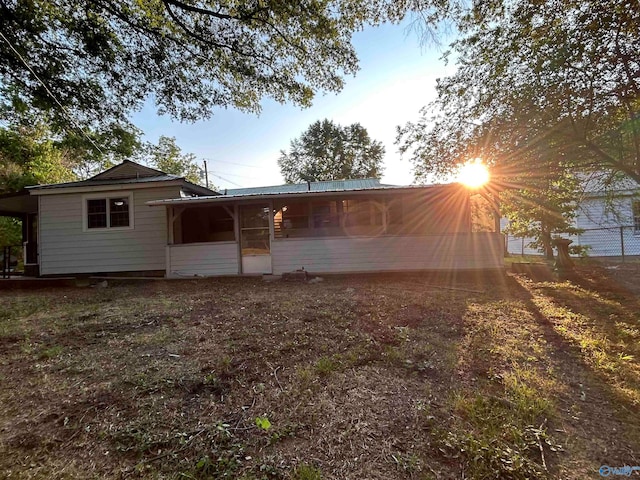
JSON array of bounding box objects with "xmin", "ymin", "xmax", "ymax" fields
[
  {"xmin": 500, "ymin": 160, "xmax": 584, "ymax": 259},
  {"xmin": 142, "ymin": 135, "xmax": 204, "ymax": 185},
  {"xmin": 397, "ymin": 0, "xmax": 640, "ymax": 254},
  {"xmin": 278, "ymin": 119, "xmax": 385, "ymax": 183},
  {"xmin": 0, "ymin": 124, "xmax": 76, "ymax": 193},
  {"xmin": 0, "ymin": 122, "xmax": 77, "ymax": 246},
  {"xmin": 0, "ymin": 0, "xmax": 409, "ymax": 132}
]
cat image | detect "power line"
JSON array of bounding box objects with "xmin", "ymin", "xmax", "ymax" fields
[
  {"xmin": 212, "ymin": 171, "xmax": 261, "ymax": 180},
  {"xmin": 0, "ymin": 30, "xmax": 105, "ymax": 155},
  {"xmin": 209, "ymin": 172, "xmax": 243, "ymax": 187},
  {"xmin": 203, "ymin": 157, "xmax": 267, "ymax": 169}
]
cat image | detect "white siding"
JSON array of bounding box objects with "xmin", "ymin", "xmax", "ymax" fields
[
  {"xmin": 270, "ymin": 233, "xmax": 504, "ymax": 274},
  {"xmin": 167, "ymin": 242, "xmax": 239, "ymax": 277},
  {"xmin": 39, "ymin": 187, "xmax": 178, "ymax": 275},
  {"xmin": 502, "ymin": 196, "xmax": 640, "ymax": 257},
  {"xmin": 576, "ymin": 197, "xmax": 634, "ymax": 229}
]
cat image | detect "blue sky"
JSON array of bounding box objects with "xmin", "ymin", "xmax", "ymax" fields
[{"xmin": 131, "ymin": 18, "xmax": 456, "ymax": 189}]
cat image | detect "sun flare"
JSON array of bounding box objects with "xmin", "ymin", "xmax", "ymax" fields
[{"xmin": 458, "ymin": 160, "xmax": 490, "ymax": 188}]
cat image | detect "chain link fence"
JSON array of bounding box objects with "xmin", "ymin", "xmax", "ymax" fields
[{"xmin": 505, "ymin": 225, "xmax": 640, "ymax": 260}]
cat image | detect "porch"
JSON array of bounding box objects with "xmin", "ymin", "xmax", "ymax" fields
[{"xmin": 157, "ymin": 185, "xmax": 504, "ymax": 278}]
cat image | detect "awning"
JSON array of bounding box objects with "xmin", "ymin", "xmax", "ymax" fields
[{"xmin": 0, "ymin": 190, "xmax": 38, "ymax": 216}]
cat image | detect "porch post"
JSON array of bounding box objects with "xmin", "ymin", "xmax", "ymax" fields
[{"xmin": 167, "ymin": 206, "xmax": 174, "ymax": 244}]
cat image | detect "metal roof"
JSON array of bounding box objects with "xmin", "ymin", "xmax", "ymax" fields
[
  {"xmin": 224, "ymin": 179, "xmax": 387, "ymax": 196},
  {"xmin": 147, "ymin": 182, "xmax": 458, "ymax": 207},
  {"xmin": 26, "ymin": 174, "xmax": 218, "ymax": 196},
  {"xmin": 27, "ymin": 174, "xmax": 183, "ymax": 190}
]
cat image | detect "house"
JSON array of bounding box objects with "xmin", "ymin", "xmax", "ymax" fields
[
  {"xmin": 0, "ymin": 161, "xmax": 504, "ymax": 277},
  {"xmin": 503, "ymin": 173, "xmax": 640, "ymax": 257},
  {"xmin": 0, "ymin": 161, "xmax": 215, "ymax": 277}
]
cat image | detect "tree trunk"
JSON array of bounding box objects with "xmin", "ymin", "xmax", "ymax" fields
[{"xmin": 541, "ymin": 224, "xmax": 554, "ymax": 260}]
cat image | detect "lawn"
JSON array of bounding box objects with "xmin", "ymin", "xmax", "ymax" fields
[{"xmin": 0, "ymin": 268, "xmax": 639, "ymax": 479}]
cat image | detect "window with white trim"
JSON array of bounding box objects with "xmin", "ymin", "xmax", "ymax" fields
[
  {"xmin": 633, "ymin": 200, "xmax": 640, "ymax": 234},
  {"xmin": 84, "ymin": 193, "xmax": 133, "ymax": 230}
]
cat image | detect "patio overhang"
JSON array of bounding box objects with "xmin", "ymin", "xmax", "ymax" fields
[
  {"xmin": 0, "ymin": 190, "xmax": 37, "ymax": 217},
  {"xmin": 146, "ymin": 183, "xmax": 466, "ymax": 208}
]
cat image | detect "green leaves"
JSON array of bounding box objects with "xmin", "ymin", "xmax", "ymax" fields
[
  {"xmin": 143, "ymin": 135, "xmax": 204, "ymax": 186},
  {"xmin": 0, "ymin": 0, "xmax": 404, "ymax": 131},
  {"xmin": 278, "ymin": 119, "xmax": 385, "ymax": 183},
  {"xmin": 399, "ymin": 0, "xmax": 640, "ymax": 253},
  {"xmin": 255, "ymin": 416, "xmax": 272, "ymax": 431}
]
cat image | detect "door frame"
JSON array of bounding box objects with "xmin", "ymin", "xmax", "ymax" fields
[{"xmin": 239, "ymin": 202, "xmax": 273, "ymax": 275}]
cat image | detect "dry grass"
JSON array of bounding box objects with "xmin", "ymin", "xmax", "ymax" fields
[{"xmin": 0, "ymin": 269, "xmax": 639, "ymax": 479}]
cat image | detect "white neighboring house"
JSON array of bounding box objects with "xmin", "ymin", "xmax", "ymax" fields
[{"xmin": 503, "ymin": 173, "xmax": 640, "ymax": 257}]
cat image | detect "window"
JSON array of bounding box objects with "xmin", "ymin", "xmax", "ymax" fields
[
  {"xmin": 274, "ymin": 201, "xmax": 309, "ymax": 238},
  {"xmin": 312, "ymin": 200, "xmax": 340, "ymax": 228},
  {"xmin": 87, "ymin": 199, "xmax": 108, "ymax": 228},
  {"xmin": 387, "ymin": 198, "xmax": 404, "ymax": 225},
  {"xmin": 633, "ymin": 200, "xmax": 640, "ymax": 234},
  {"xmin": 84, "ymin": 193, "xmax": 133, "ymax": 230},
  {"xmin": 110, "ymin": 198, "xmax": 130, "ymax": 227},
  {"xmin": 179, "ymin": 206, "xmax": 235, "ymax": 243},
  {"xmin": 343, "ymin": 199, "xmax": 382, "ymax": 227}
]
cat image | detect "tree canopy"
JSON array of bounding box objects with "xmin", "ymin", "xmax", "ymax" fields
[
  {"xmin": 397, "ymin": 0, "xmax": 640, "ymax": 252},
  {"xmin": 0, "ymin": 123, "xmax": 76, "ymax": 193},
  {"xmin": 142, "ymin": 135, "xmax": 204, "ymax": 186},
  {"xmin": 398, "ymin": 0, "xmax": 640, "ymax": 182},
  {"xmin": 0, "ymin": 1, "xmax": 409, "ymax": 130},
  {"xmin": 278, "ymin": 119, "xmax": 385, "ymax": 183}
]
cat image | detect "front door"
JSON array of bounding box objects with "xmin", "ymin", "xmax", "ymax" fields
[{"xmin": 240, "ymin": 204, "xmax": 272, "ymax": 274}]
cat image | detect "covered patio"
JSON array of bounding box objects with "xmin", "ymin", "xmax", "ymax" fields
[
  {"xmin": 149, "ymin": 183, "xmax": 504, "ymax": 278},
  {"xmin": 0, "ymin": 190, "xmax": 39, "ymax": 277}
]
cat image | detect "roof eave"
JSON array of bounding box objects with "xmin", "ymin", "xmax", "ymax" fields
[
  {"xmin": 28, "ymin": 179, "xmax": 187, "ymax": 196},
  {"xmin": 147, "ymin": 183, "xmax": 459, "ymax": 207}
]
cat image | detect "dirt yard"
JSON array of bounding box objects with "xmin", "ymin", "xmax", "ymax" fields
[{"xmin": 0, "ymin": 268, "xmax": 639, "ymax": 479}]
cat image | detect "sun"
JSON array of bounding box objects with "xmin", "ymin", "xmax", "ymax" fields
[{"xmin": 457, "ymin": 160, "xmax": 490, "ymax": 188}]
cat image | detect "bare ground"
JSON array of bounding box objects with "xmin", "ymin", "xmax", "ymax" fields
[{"xmin": 0, "ymin": 268, "xmax": 638, "ymax": 479}]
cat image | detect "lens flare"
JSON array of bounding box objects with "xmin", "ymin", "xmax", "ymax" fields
[{"xmin": 458, "ymin": 160, "xmax": 490, "ymax": 188}]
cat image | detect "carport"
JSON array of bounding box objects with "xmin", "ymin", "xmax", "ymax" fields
[{"xmin": 0, "ymin": 190, "xmax": 38, "ymax": 277}]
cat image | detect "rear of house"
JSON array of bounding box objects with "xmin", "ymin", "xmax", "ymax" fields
[
  {"xmin": 0, "ymin": 161, "xmax": 504, "ymax": 277},
  {"xmin": 23, "ymin": 161, "xmax": 216, "ymax": 276},
  {"xmin": 154, "ymin": 179, "xmax": 504, "ymax": 277}
]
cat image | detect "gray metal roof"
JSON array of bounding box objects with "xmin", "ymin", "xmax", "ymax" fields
[
  {"xmin": 224, "ymin": 178, "xmax": 388, "ymax": 196},
  {"xmin": 27, "ymin": 174, "xmax": 183, "ymax": 190},
  {"xmin": 147, "ymin": 182, "xmax": 457, "ymax": 207},
  {"xmin": 26, "ymin": 174, "xmax": 218, "ymax": 196}
]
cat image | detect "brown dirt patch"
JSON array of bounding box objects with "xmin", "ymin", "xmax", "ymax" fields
[{"xmin": 0, "ymin": 272, "xmax": 638, "ymax": 479}]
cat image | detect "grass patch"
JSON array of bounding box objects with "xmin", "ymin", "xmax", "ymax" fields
[
  {"xmin": 38, "ymin": 345, "xmax": 64, "ymax": 360},
  {"xmin": 292, "ymin": 463, "xmax": 323, "ymax": 480}
]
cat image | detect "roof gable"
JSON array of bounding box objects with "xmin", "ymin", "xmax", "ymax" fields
[{"xmin": 90, "ymin": 160, "xmax": 165, "ymax": 180}]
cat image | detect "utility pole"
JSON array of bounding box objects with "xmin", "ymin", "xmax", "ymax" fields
[{"xmin": 203, "ymin": 160, "xmax": 209, "ymax": 188}]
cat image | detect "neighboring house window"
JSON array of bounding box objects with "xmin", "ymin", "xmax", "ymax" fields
[
  {"xmin": 633, "ymin": 200, "xmax": 640, "ymax": 234},
  {"xmin": 84, "ymin": 193, "xmax": 133, "ymax": 230}
]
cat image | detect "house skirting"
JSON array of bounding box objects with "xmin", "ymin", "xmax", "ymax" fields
[{"xmin": 166, "ymin": 233, "xmax": 504, "ymax": 277}]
